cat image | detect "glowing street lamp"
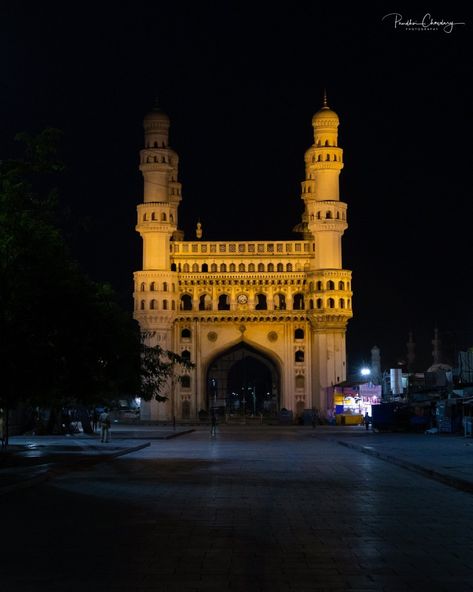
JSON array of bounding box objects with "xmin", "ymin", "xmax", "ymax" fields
[{"xmin": 360, "ymin": 367, "xmax": 371, "ymax": 377}]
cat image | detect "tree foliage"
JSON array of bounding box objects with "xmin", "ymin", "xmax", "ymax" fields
[{"xmin": 0, "ymin": 129, "xmax": 192, "ymax": 418}]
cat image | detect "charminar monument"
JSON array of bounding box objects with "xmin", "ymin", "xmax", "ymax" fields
[{"xmin": 133, "ymin": 95, "xmax": 353, "ymax": 421}]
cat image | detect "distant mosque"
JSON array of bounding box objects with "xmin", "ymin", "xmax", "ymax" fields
[{"xmin": 133, "ymin": 95, "xmax": 353, "ymax": 420}]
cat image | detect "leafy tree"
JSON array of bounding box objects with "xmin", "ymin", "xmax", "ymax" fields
[
  {"xmin": 140, "ymin": 332, "xmax": 194, "ymax": 402},
  {"xmin": 0, "ymin": 129, "xmax": 192, "ymax": 444}
]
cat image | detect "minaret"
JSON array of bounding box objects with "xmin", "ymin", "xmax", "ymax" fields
[
  {"xmin": 304, "ymin": 94, "xmax": 353, "ymax": 413},
  {"xmin": 370, "ymin": 345, "xmax": 381, "ymax": 384},
  {"xmin": 407, "ymin": 331, "xmax": 416, "ymax": 372},
  {"xmin": 432, "ymin": 327, "xmax": 441, "ymax": 365},
  {"xmin": 133, "ymin": 105, "xmax": 182, "ymax": 420}
]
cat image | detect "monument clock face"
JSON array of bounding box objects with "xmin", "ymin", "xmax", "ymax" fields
[{"xmin": 237, "ymin": 294, "xmax": 248, "ymax": 304}]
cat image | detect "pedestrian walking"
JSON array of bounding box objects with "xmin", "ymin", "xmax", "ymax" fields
[
  {"xmin": 92, "ymin": 408, "xmax": 99, "ymax": 433},
  {"xmin": 312, "ymin": 408, "xmax": 318, "ymax": 429},
  {"xmin": 364, "ymin": 411, "xmax": 370, "ymax": 431},
  {"xmin": 210, "ymin": 410, "xmax": 217, "ymax": 437},
  {"xmin": 100, "ymin": 408, "xmax": 111, "ymax": 442}
]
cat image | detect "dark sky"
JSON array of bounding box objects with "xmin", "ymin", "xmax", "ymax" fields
[{"xmin": 1, "ymin": 3, "xmax": 471, "ymax": 373}]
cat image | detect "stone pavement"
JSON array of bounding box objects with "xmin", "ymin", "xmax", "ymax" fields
[
  {"xmin": 3, "ymin": 425, "xmax": 473, "ymax": 592},
  {"xmin": 330, "ymin": 427, "xmax": 473, "ymax": 493},
  {"xmin": 0, "ymin": 424, "xmax": 193, "ymax": 495}
]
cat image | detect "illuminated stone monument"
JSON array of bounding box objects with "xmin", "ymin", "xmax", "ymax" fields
[{"xmin": 133, "ymin": 97, "xmax": 353, "ymax": 420}]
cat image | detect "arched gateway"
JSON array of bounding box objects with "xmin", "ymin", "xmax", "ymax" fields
[
  {"xmin": 134, "ymin": 98, "xmax": 353, "ymax": 421},
  {"xmin": 206, "ymin": 343, "xmax": 280, "ymax": 416}
]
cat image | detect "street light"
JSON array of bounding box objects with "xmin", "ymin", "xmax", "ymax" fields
[{"xmin": 360, "ymin": 367, "xmax": 371, "ymax": 377}]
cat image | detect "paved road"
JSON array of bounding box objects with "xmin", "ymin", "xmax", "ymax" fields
[{"xmin": 3, "ymin": 427, "xmax": 473, "ymax": 592}]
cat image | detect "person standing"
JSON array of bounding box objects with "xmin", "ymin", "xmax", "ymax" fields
[
  {"xmin": 92, "ymin": 408, "xmax": 99, "ymax": 433},
  {"xmin": 100, "ymin": 408, "xmax": 111, "ymax": 443},
  {"xmin": 210, "ymin": 410, "xmax": 217, "ymax": 437},
  {"xmin": 364, "ymin": 411, "xmax": 370, "ymax": 431}
]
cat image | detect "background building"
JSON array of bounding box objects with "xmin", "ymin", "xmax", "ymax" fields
[{"xmin": 133, "ymin": 99, "xmax": 353, "ymax": 420}]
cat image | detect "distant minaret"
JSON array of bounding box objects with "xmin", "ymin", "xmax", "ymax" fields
[
  {"xmin": 406, "ymin": 331, "xmax": 415, "ymax": 372},
  {"xmin": 370, "ymin": 345, "xmax": 381, "ymax": 384},
  {"xmin": 432, "ymin": 327, "xmax": 441, "ymax": 365}
]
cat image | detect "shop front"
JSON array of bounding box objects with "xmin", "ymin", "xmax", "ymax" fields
[{"xmin": 331, "ymin": 383, "xmax": 381, "ymax": 425}]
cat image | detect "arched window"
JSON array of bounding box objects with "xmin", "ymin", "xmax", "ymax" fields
[
  {"xmin": 180, "ymin": 294, "xmax": 192, "ymax": 310},
  {"xmin": 309, "ymin": 299, "xmax": 314, "ymax": 309},
  {"xmin": 140, "ymin": 282, "xmax": 146, "ymax": 291},
  {"xmin": 325, "ymin": 154, "xmax": 330, "ymax": 161},
  {"xmin": 258, "ymin": 263, "xmax": 264, "ymax": 272},
  {"xmin": 286, "ymin": 263, "xmax": 293, "ymax": 272},
  {"xmin": 277, "ymin": 263, "xmax": 283, "ymax": 272},
  {"xmin": 255, "ymin": 293, "xmax": 267, "ymax": 310},
  {"xmin": 328, "ymin": 298, "xmax": 335, "ymax": 308},
  {"xmin": 171, "ymin": 263, "xmax": 177, "ymax": 271},
  {"xmin": 140, "ymin": 300, "xmax": 145, "ymax": 310},
  {"xmin": 181, "ymin": 328, "xmax": 191, "ymax": 339},
  {"xmin": 316, "ymin": 281, "xmax": 323, "ymax": 290},
  {"xmin": 143, "ymin": 213, "xmax": 147, "ymax": 221},
  {"xmin": 338, "ymin": 281, "xmax": 344, "ymax": 290},
  {"xmin": 151, "ymin": 212, "xmax": 156, "ymax": 220},
  {"xmin": 170, "ymin": 214, "xmax": 174, "ymax": 223},
  {"xmin": 183, "ymin": 263, "xmax": 190, "ymax": 272},
  {"xmin": 172, "ymin": 300, "xmax": 176, "ymax": 310},
  {"xmin": 293, "ymin": 293, "xmax": 305, "ymax": 310},
  {"xmin": 150, "ymin": 299, "xmax": 157, "ymax": 310},
  {"xmin": 199, "ymin": 294, "xmax": 211, "ymax": 311},
  {"xmin": 348, "ymin": 299, "xmax": 351, "ymax": 309},
  {"xmin": 339, "ymin": 299, "xmax": 345, "ymax": 308},
  {"xmin": 316, "ymin": 211, "xmax": 321, "ymax": 219},
  {"xmin": 295, "ymin": 375, "xmax": 305, "ymax": 389},
  {"xmin": 163, "ymin": 282, "xmax": 168, "ymax": 292},
  {"xmin": 218, "ymin": 294, "xmax": 230, "ymax": 310},
  {"xmin": 336, "ymin": 211, "xmax": 340, "ymax": 219},
  {"xmin": 220, "ymin": 263, "xmax": 227, "ymax": 272},
  {"xmin": 239, "ymin": 263, "xmax": 245, "ymax": 272},
  {"xmin": 248, "ymin": 263, "xmax": 255, "ymax": 272},
  {"xmin": 181, "ymin": 350, "xmax": 191, "ymax": 362},
  {"xmin": 202, "ymin": 263, "xmax": 208, "ymax": 272},
  {"xmin": 181, "ymin": 375, "xmax": 191, "ymax": 389},
  {"xmin": 161, "ymin": 212, "xmax": 167, "ymax": 222},
  {"xmin": 192, "ymin": 263, "xmax": 199, "ymax": 272},
  {"xmin": 325, "ymin": 139, "xmax": 329, "ymax": 146},
  {"xmin": 316, "ymin": 298, "xmax": 323, "ymax": 309},
  {"xmin": 295, "ymin": 350, "xmax": 305, "ymax": 363},
  {"xmin": 267, "ymin": 263, "xmax": 274, "ymax": 272},
  {"xmin": 327, "ymin": 280, "xmax": 335, "ymax": 290},
  {"xmin": 211, "ymin": 264, "xmax": 217, "ymax": 272},
  {"xmin": 295, "ymin": 328, "xmax": 304, "ymax": 340},
  {"xmin": 317, "ymin": 155, "xmax": 322, "ymax": 162},
  {"xmin": 326, "ymin": 211, "xmax": 332, "ymax": 219},
  {"xmin": 162, "ymin": 299, "xmax": 168, "ymax": 310},
  {"xmin": 229, "ymin": 263, "xmax": 236, "ymax": 272},
  {"xmin": 153, "ymin": 141, "xmax": 158, "ymax": 148},
  {"xmin": 274, "ymin": 293, "xmax": 286, "ymax": 310},
  {"xmin": 150, "ymin": 281, "xmax": 156, "ymax": 291}
]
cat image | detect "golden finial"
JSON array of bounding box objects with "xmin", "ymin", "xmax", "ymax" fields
[{"xmin": 323, "ymin": 88, "xmax": 329, "ymax": 109}]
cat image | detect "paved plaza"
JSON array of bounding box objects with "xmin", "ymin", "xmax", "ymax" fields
[{"xmin": 2, "ymin": 426, "xmax": 473, "ymax": 591}]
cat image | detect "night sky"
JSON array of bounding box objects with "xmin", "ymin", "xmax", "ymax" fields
[{"xmin": 1, "ymin": 4, "xmax": 471, "ymax": 373}]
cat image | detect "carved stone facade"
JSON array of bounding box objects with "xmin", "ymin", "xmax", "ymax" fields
[{"xmin": 133, "ymin": 98, "xmax": 353, "ymax": 420}]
